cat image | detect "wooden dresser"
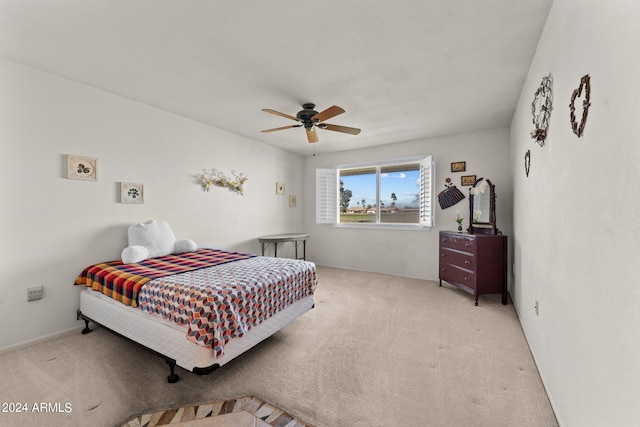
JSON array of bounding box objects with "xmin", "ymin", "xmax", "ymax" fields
[{"xmin": 438, "ymin": 231, "xmax": 508, "ymax": 305}]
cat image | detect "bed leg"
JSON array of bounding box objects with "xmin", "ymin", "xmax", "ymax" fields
[
  {"xmin": 166, "ymin": 360, "xmax": 180, "ymax": 383},
  {"xmin": 81, "ymin": 318, "xmax": 92, "ymax": 335}
]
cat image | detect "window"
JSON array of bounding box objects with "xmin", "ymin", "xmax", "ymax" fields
[{"xmin": 316, "ymin": 155, "xmax": 434, "ymax": 228}]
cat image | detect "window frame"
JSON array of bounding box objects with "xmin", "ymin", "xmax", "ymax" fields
[{"xmin": 316, "ymin": 155, "xmax": 434, "ymax": 230}]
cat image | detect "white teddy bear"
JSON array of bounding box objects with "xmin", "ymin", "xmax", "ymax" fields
[{"xmin": 121, "ymin": 220, "xmax": 197, "ymax": 264}]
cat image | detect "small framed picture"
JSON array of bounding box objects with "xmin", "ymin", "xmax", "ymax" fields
[
  {"xmin": 289, "ymin": 195, "xmax": 297, "ymax": 207},
  {"xmin": 120, "ymin": 182, "xmax": 144, "ymax": 204},
  {"xmin": 461, "ymin": 175, "xmax": 477, "ymax": 186},
  {"xmin": 67, "ymin": 154, "xmax": 98, "ymax": 181},
  {"xmin": 451, "ymin": 161, "xmax": 466, "ymax": 173},
  {"xmin": 276, "ymin": 182, "xmax": 285, "ymax": 195}
]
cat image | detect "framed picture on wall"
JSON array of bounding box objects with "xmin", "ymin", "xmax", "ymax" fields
[
  {"xmin": 66, "ymin": 154, "xmax": 98, "ymax": 181},
  {"xmin": 461, "ymin": 175, "xmax": 476, "ymax": 186},
  {"xmin": 120, "ymin": 182, "xmax": 144, "ymax": 204},
  {"xmin": 451, "ymin": 161, "xmax": 466, "ymax": 172}
]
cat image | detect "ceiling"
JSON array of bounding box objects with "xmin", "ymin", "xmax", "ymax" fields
[{"xmin": 0, "ymin": 0, "xmax": 552, "ymax": 156}]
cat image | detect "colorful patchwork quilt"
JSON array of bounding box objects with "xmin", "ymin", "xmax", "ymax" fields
[
  {"xmin": 137, "ymin": 256, "xmax": 316, "ymax": 357},
  {"xmin": 76, "ymin": 249, "xmax": 317, "ymax": 357},
  {"xmin": 75, "ymin": 248, "xmax": 254, "ymax": 307}
]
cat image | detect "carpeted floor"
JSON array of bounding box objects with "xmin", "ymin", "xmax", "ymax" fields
[{"xmin": 0, "ymin": 266, "xmax": 558, "ymax": 427}]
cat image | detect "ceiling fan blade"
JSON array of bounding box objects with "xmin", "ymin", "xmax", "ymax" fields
[
  {"xmin": 262, "ymin": 108, "xmax": 299, "ymax": 122},
  {"xmin": 312, "ymin": 105, "xmax": 345, "ymax": 123},
  {"xmin": 306, "ymin": 128, "xmax": 319, "ymax": 143},
  {"xmin": 321, "ymin": 123, "xmax": 362, "ymax": 135},
  {"xmin": 261, "ymin": 124, "xmax": 302, "ymax": 133}
]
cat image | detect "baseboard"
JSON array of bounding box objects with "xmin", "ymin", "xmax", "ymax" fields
[
  {"xmin": 315, "ymin": 262, "xmax": 438, "ymax": 283},
  {"xmin": 0, "ymin": 325, "xmax": 84, "ymax": 355},
  {"xmin": 512, "ymin": 298, "xmax": 564, "ymax": 427}
]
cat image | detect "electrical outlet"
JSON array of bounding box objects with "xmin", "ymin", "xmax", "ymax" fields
[
  {"xmin": 534, "ymin": 300, "xmax": 539, "ymax": 316},
  {"xmin": 27, "ymin": 286, "xmax": 43, "ymax": 302}
]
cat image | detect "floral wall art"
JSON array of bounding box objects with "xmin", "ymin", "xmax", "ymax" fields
[
  {"xmin": 120, "ymin": 182, "xmax": 144, "ymax": 204},
  {"xmin": 198, "ymin": 168, "xmax": 248, "ymax": 195},
  {"xmin": 66, "ymin": 154, "xmax": 98, "ymax": 181}
]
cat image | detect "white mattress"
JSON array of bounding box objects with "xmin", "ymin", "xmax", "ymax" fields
[{"xmin": 80, "ymin": 288, "xmax": 314, "ymax": 372}]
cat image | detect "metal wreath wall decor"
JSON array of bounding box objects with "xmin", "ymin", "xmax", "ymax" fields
[
  {"xmin": 569, "ymin": 74, "xmax": 591, "ymax": 137},
  {"xmin": 530, "ymin": 74, "xmax": 553, "ymax": 146}
]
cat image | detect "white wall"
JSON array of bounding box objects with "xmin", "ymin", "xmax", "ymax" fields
[
  {"xmin": 303, "ymin": 128, "xmax": 513, "ymax": 281},
  {"xmin": 511, "ymin": 1, "xmax": 640, "ymax": 425},
  {"xmin": 0, "ymin": 58, "xmax": 305, "ymax": 350}
]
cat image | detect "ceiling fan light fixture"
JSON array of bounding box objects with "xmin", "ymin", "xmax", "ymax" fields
[{"xmin": 261, "ymin": 103, "xmax": 360, "ymax": 143}]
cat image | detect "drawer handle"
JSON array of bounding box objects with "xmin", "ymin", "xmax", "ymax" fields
[
  {"xmin": 464, "ymin": 260, "xmax": 471, "ymax": 264},
  {"xmin": 441, "ymin": 268, "xmax": 447, "ymax": 272},
  {"xmin": 464, "ymin": 243, "xmax": 471, "ymax": 247},
  {"xmin": 464, "ymin": 277, "xmax": 469, "ymax": 281},
  {"xmin": 441, "ymin": 253, "xmax": 447, "ymax": 257}
]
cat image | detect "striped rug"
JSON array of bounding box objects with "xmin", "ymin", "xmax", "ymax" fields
[{"xmin": 122, "ymin": 396, "xmax": 310, "ymax": 427}]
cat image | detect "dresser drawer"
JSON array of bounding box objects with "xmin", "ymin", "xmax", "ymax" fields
[
  {"xmin": 439, "ymin": 233, "xmax": 476, "ymax": 252},
  {"xmin": 439, "ymin": 248, "xmax": 475, "ymax": 269},
  {"xmin": 439, "ymin": 264, "xmax": 475, "ymax": 288}
]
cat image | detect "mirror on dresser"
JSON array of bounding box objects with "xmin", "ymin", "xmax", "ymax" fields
[
  {"xmin": 467, "ymin": 177, "xmax": 499, "ymax": 235},
  {"xmin": 439, "ymin": 177, "xmax": 507, "ymax": 305}
]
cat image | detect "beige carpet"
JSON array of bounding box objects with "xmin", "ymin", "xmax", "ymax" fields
[{"xmin": 0, "ymin": 266, "xmax": 558, "ymax": 427}]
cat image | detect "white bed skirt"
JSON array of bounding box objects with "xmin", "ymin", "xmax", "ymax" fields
[{"xmin": 80, "ymin": 288, "xmax": 314, "ymax": 372}]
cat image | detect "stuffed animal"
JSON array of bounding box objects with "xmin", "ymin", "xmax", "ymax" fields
[{"xmin": 121, "ymin": 220, "xmax": 197, "ymax": 264}]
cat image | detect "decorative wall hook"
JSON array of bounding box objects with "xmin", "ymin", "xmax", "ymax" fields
[{"xmin": 198, "ymin": 168, "xmax": 248, "ymax": 195}]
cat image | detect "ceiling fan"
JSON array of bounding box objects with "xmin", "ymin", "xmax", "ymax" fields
[{"xmin": 261, "ymin": 103, "xmax": 361, "ymax": 143}]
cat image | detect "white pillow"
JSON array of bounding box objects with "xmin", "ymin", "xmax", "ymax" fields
[
  {"xmin": 174, "ymin": 239, "xmax": 197, "ymax": 254},
  {"xmin": 121, "ymin": 245, "xmax": 149, "ymax": 264},
  {"xmin": 128, "ymin": 220, "xmax": 176, "ymax": 258},
  {"xmin": 120, "ymin": 220, "xmax": 197, "ymax": 264}
]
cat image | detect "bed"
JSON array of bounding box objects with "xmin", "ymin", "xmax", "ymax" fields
[{"xmin": 75, "ymin": 248, "xmax": 316, "ymax": 382}]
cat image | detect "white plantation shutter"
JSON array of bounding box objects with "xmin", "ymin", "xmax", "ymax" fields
[
  {"xmin": 316, "ymin": 168, "xmax": 338, "ymax": 224},
  {"xmin": 419, "ymin": 155, "xmax": 435, "ymax": 227}
]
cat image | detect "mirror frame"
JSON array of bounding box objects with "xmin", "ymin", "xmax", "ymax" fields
[{"xmin": 467, "ymin": 177, "xmax": 499, "ymax": 235}]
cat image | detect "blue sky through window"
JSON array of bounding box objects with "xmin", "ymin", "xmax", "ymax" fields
[{"xmin": 341, "ymin": 168, "xmax": 420, "ymax": 208}]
